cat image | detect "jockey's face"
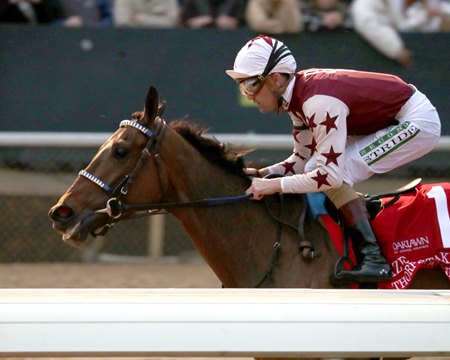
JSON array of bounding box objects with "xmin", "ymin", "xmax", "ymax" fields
[
  {"xmin": 250, "ymin": 82, "xmax": 279, "ymax": 113},
  {"xmin": 246, "ymin": 73, "xmax": 286, "ymax": 114}
]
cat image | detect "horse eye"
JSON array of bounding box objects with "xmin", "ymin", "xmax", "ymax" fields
[{"xmin": 114, "ymin": 145, "xmax": 129, "ymax": 159}]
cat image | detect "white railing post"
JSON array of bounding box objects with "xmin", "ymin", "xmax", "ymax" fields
[{"xmin": 148, "ymin": 215, "xmax": 165, "ymax": 261}]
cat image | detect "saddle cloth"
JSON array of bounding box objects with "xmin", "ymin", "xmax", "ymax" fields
[
  {"xmin": 372, "ymin": 183, "xmax": 450, "ymax": 289},
  {"xmin": 307, "ymin": 183, "xmax": 450, "ymax": 289}
]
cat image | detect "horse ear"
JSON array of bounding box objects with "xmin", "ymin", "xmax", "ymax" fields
[
  {"xmin": 157, "ymin": 100, "xmax": 166, "ymax": 117},
  {"xmin": 143, "ymin": 86, "xmax": 159, "ymax": 124}
]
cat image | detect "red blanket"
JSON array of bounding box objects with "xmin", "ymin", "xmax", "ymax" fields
[{"xmin": 372, "ymin": 183, "xmax": 450, "ymax": 289}]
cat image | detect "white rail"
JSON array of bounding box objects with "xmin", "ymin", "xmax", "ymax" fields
[
  {"xmin": 1, "ymin": 288, "xmax": 449, "ymax": 358},
  {"xmin": 1, "ymin": 132, "xmax": 450, "ymax": 150}
]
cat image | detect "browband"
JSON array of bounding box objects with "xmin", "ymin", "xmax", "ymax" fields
[{"xmin": 119, "ymin": 119, "xmax": 154, "ymax": 138}]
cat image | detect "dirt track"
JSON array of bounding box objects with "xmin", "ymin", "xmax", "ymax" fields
[{"xmin": 0, "ymin": 263, "xmax": 220, "ymax": 289}]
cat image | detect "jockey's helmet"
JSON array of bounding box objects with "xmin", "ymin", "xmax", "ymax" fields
[{"xmin": 226, "ymin": 35, "xmax": 297, "ymax": 81}]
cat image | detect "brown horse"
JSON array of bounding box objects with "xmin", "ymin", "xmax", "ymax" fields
[{"xmin": 49, "ymin": 86, "xmax": 449, "ymax": 290}]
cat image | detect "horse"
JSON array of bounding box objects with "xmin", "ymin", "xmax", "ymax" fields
[{"xmin": 49, "ymin": 86, "xmax": 450, "ymax": 291}]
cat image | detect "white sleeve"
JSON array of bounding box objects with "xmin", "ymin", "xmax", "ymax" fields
[
  {"xmin": 262, "ymin": 126, "xmax": 312, "ymax": 176},
  {"xmin": 280, "ymin": 95, "xmax": 349, "ymax": 193}
]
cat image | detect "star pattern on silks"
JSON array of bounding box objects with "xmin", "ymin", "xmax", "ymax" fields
[
  {"xmin": 282, "ymin": 161, "xmax": 296, "ymax": 175},
  {"xmin": 294, "ymin": 151, "xmax": 306, "ymax": 161},
  {"xmin": 292, "ymin": 128, "xmax": 301, "ymax": 143},
  {"xmin": 293, "ymin": 111, "xmax": 304, "ymax": 121},
  {"xmin": 305, "ymin": 137, "xmax": 317, "ymax": 156},
  {"xmin": 319, "ymin": 112, "xmax": 338, "ymax": 134},
  {"xmin": 322, "ymin": 146, "xmax": 342, "ymax": 166},
  {"xmin": 306, "ymin": 114, "xmax": 317, "ymax": 130},
  {"xmin": 311, "ymin": 170, "xmax": 331, "ymax": 189}
]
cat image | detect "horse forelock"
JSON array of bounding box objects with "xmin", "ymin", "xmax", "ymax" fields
[{"xmin": 132, "ymin": 111, "xmax": 144, "ymax": 121}]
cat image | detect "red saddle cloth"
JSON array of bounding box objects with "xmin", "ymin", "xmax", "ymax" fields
[{"xmin": 371, "ymin": 183, "xmax": 450, "ymax": 289}]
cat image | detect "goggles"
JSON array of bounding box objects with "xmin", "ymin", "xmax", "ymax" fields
[{"xmin": 238, "ymin": 76, "xmax": 266, "ymax": 97}]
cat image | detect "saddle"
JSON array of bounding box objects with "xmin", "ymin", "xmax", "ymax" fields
[
  {"xmin": 298, "ymin": 178, "xmax": 422, "ymax": 261},
  {"xmin": 266, "ymin": 176, "xmax": 422, "ymax": 261},
  {"xmin": 364, "ymin": 177, "xmax": 423, "ymax": 219}
]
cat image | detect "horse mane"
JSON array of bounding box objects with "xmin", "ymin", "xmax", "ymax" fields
[
  {"xmin": 132, "ymin": 112, "xmax": 249, "ymax": 178},
  {"xmin": 171, "ymin": 120, "xmax": 250, "ymax": 178}
]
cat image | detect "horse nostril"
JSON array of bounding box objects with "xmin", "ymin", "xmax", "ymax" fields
[{"xmin": 49, "ymin": 205, "xmax": 74, "ymax": 223}]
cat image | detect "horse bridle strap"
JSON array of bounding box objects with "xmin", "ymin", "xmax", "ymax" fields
[{"xmin": 119, "ymin": 119, "xmax": 154, "ymax": 137}]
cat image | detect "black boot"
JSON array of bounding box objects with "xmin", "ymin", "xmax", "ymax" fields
[{"xmin": 336, "ymin": 198, "xmax": 392, "ymax": 283}]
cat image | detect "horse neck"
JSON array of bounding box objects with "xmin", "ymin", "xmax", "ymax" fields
[
  {"xmin": 160, "ymin": 129, "xmax": 247, "ymax": 201},
  {"xmin": 157, "ymin": 129, "xmax": 287, "ymax": 287}
]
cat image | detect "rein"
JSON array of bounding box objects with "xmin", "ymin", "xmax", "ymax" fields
[{"xmin": 98, "ymin": 193, "xmax": 253, "ymax": 219}]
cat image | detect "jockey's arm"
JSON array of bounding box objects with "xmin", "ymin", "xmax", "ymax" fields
[{"xmin": 280, "ymin": 95, "xmax": 349, "ymax": 193}]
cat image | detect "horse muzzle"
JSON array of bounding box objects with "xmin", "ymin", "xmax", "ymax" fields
[{"xmin": 49, "ymin": 205, "xmax": 109, "ymax": 246}]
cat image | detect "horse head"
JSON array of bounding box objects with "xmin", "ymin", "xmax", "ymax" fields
[{"xmin": 48, "ymin": 86, "xmax": 168, "ymax": 246}]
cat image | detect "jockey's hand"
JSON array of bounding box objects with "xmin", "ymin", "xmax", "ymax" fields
[
  {"xmin": 244, "ymin": 168, "xmax": 270, "ymax": 177},
  {"xmin": 244, "ymin": 168, "xmax": 260, "ymax": 177},
  {"xmin": 245, "ymin": 177, "xmax": 282, "ymax": 201}
]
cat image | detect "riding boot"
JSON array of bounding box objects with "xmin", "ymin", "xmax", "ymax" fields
[{"xmin": 336, "ymin": 197, "xmax": 392, "ymax": 283}]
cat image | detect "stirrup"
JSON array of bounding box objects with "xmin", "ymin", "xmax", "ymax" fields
[{"xmin": 330, "ymin": 255, "xmax": 355, "ymax": 285}]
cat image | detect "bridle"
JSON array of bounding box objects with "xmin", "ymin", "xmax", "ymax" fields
[
  {"xmin": 78, "ymin": 115, "xmax": 311, "ymax": 287},
  {"xmin": 79, "ymin": 116, "xmax": 251, "ymax": 232}
]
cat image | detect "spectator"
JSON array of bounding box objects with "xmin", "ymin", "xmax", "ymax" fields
[
  {"xmin": 351, "ymin": 0, "xmax": 450, "ymax": 67},
  {"xmin": 0, "ymin": 0, "xmax": 61, "ymax": 24},
  {"xmin": 56, "ymin": 0, "xmax": 113, "ymax": 27},
  {"xmin": 245, "ymin": 0, "xmax": 303, "ymax": 34},
  {"xmin": 390, "ymin": 0, "xmax": 450, "ymax": 32},
  {"xmin": 301, "ymin": 0, "xmax": 352, "ymax": 32},
  {"xmin": 114, "ymin": 0, "xmax": 180, "ymax": 28},
  {"xmin": 180, "ymin": 0, "xmax": 245, "ymax": 29}
]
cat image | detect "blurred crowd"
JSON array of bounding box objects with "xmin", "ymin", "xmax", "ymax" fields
[{"xmin": 1, "ymin": 0, "xmax": 449, "ymax": 66}]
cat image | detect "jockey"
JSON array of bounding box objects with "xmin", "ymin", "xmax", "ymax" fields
[{"xmin": 226, "ymin": 35, "xmax": 441, "ymax": 283}]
